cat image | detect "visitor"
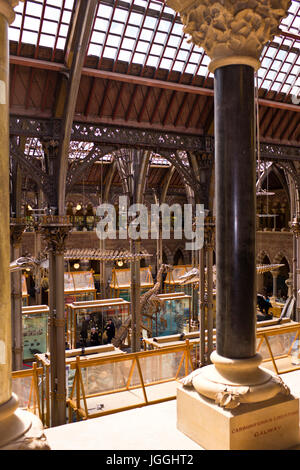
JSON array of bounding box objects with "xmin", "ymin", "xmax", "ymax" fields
[
  {"xmin": 104, "ymin": 318, "xmax": 115, "ymax": 344},
  {"xmin": 90, "ymin": 327, "xmax": 100, "ymax": 346}
]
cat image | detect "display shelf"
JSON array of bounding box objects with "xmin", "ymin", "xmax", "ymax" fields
[
  {"xmin": 256, "ymin": 320, "xmax": 300, "ymax": 374},
  {"xmin": 22, "ymin": 304, "xmax": 49, "ymax": 361},
  {"xmin": 164, "ymin": 265, "xmax": 192, "ymax": 294},
  {"xmin": 110, "ymin": 266, "xmax": 154, "ymax": 301},
  {"xmin": 144, "ymin": 292, "xmax": 192, "ymax": 338},
  {"xmin": 64, "ymin": 271, "xmax": 97, "ymax": 304},
  {"xmin": 66, "ymin": 298, "xmax": 130, "ymax": 349}
]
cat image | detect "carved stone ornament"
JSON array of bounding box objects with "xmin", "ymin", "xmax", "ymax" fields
[
  {"xmin": 39, "ymin": 217, "xmax": 72, "ymax": 254},
  {"xmin": 0, "ymin": 1, "xmax": 24, "ymax": 25},
  {"xmin": 181, "ymin": 351, "xmax": 290, "ymax": 409},
  {"xmin": 167, "ymin": 0, "xmax": 291, "ymax": 72}
]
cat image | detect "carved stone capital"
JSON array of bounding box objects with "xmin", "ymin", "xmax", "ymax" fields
[
  {"xmin": 167, "ymin": 0, "xmax": 291, "ymax": 72},
  {"xmin": 289, "ymin": 217, "xmax": 300, "ymax": 235},
  {"xmin": 39, "ymin": 216, "xmax": 72, "ymax": 254},
  {"xmin": 10, "ymin": 218, "xmax": 26, "ymax": 246},
  {"xmin": 0, "ymin": 0, "xmax": 20, "ymax": 24}
]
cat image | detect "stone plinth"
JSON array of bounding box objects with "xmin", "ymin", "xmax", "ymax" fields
[{"xmin": 177, "ymin": 386, "xmax": 299, "ymax": 450}]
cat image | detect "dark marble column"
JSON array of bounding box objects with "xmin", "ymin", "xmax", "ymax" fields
[{"xmin": 215, "ymin": 65, "xmax": 256, "ymax": 359}]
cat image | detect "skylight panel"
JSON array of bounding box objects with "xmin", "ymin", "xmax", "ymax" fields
[
  {"xmin": 45, "ymin": 5, "xmax": 61, "ymax": 22},
  {"xmin": 136, "ymin": 41, "xmax": 149, "ymax": 53},
  {"xmin": 88, "ymin": 44, "xmax": 102, "ymax": 57},
  {"xmin": 160, "ymin": 58, "xmax": 172, "ymax": 69},
  {"xmin": 91, "ymin": 31, "xmax": 105, "ymax": 44},
  {"xmin": 168, "ymin": 34, "xmax": 181, "ymax": 48},
  {"xmin": 42, "ymin": 20, "xmax": 58, "ymax": 36},
  {"xmin": 103, "ymin": 46, "xmax": 118, "ymax": 60},
  {"xmin": 133, "ymin": 52, "xmax": 146, "ymax": 64},
  {"xmin": 114, "ymin": 8, "xmax": 128, "ymax": 23},
  {"xmin": 22, "ymin": 30, "xmax": 38, "ymax": 45},
  {"xmin": 129, "ymin": 12, "xmax": 143, "ymax": 26},
  {"xmin": 118, "ymin": 50, "xmax": 131, "ymax": 62},
  {"xmin": 173, "ymin": 61, "xmax": 184, "ymax": 72},
  {"xmin": 158, "ymin": 19, "xmax": 172, "ymax": 33},
  {"xmin": 123, "ymin": 37, "xmax": 135, "ymax": 51},
  {"xmin": 140, "ymin": 29, "xmax": 153, "ymax": 41},
  {"xmin": 150, "ymin": 43, "xmax": 164, "ymax": 55},
  {"xmin": 144, "ymin": 16, "xmax": 156, "ymax": 29},
  {"xmin": 164, "ymin": 47, "xmax": 176, "ymax": 59},
  {"xmin": 125, "ymin": 25, "xmax": 139, "ymax": 38},
  {"xmin": 147, "ymin": 55, "xmax": 159, "ymax": 67},
  {"xmin": 27, "ymin": 2, "xmax": 43, "ymax": 17},
  {"xmin": 100, "ymin": 5, "xmax": 113, "ymax": 19}
]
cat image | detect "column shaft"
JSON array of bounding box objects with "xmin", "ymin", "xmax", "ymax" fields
[
  {"xmin": 0, "ymin": 12, "xmax": 11, "ymax": 405},
  {"xmin": 215, "ymin": 65, "xmax": 256, "ymax": 359}
]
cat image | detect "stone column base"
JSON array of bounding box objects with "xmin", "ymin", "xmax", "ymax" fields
[
  {"xmin": 177, "ymin": 386, "xmax": 300, "ymax": 450},
  {"xmin": 0, "ymin": 394, "xmax": 50, "ymax": 450}
]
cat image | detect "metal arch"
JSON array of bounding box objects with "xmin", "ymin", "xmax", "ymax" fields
[
  {"xmin": 66, "ymin": 144, "xmax": 116, "ymax": 194},
  {"xmin": 113, "ymin": 147, "xmax": 151, "ymax": 203},
  {"xmin": 10, "ymin": 138, "xmax": 54, "ymax": 204},
  {"xmin": 103, "ymin": 160, "xmax": 117, "ymax": 203}
]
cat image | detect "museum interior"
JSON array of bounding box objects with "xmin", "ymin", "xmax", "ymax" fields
[{"xmin": 0, "ymin": 0, "xmax": 300, "ymax": 451}]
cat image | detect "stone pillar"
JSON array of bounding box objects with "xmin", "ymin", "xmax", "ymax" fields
[
  {"xmin": 39, "ymin": 216, "xmax": 72, "ymax": 427},
  {"xmin": 168, "ymin": 0, "xmax": 292, "ymax": 409},
  {"xmin": 272, "ymin": 270, "xmax": 279, "ymax": 299},
  {"xmin": 10, "ymin": 219, "xmax": 26, "ymax": 371},
  {"xmin": 204, "ymin": 216, "xmax": 215, "ymax": 363},
  {"xmin": 130, "ymin": 238, "xmax": 141, "ymax": 352},
  {"xmin": 0, "ymin": 0, "xmax": 49, "ymax": 450},
  {"xmin": 290, "ymin": 217, "xmax": 300, "ymax": 322}
]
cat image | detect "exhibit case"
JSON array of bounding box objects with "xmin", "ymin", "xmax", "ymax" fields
[
  {"xmin": 145, "ymin": 292, "xmax": 192, "ymax": 338},
  {"xmin": 64, "ymin": 271, "xmax": 97, "ymax": 304},
  {"xmin": 22, "ymin": 274, "xmax": 29, "ymax": 306},
  {"xmin": 22, "ymin": 304, "xmax": 49, "ymax": 361},
  {"xmin": 164, "ymin": 265, "xmax": 192, "ymax": 294},
  {"xmin": 66, "ymin": 298, "xmax": 130, "ymax": 349},
  {"xmin": 110, "ymin": 266, "xmax": 154, "ymax": 301},
  {"xmin": 256, "ymin": 319, "xmax": 300, "ymax": 374}
]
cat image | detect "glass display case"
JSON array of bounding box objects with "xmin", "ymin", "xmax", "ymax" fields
[
  {"xmin": 22, "ymin": 274, "xmax": 29, "ymax": 306},
  {"xmin": 64, "ymin": 271, "xmax": 97, "ymax": 304},
  {"xmin": 144, "ymin": 292, "xmax": 191, "ymax": 338},
  {"xmin": 22, "ymin": 305, "xmax": 49, "ymax": 361},
  {"xmin": 164, "ymin": 265, "xmax": 192, "ymax": 294},
  {"xmin": 66, "ymin": 298, "xmax": 130, "ymax": 349},
  {"xmin": 256, "ymin": 320, "xmax": 300, "ymax": 374},
  {"xmin": 110, "ymin": 266, "xmax": 154, "ymax": 301}
]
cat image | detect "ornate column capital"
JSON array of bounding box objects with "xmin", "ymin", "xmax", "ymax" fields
[
  {"xmin": 38, "ymin": 216, "xmax": 72, "ymax": 254},
  {"xmin": 10, "ymin": 218, "xmax": 26, "ymax": 246},
  {"xmin": 0, "ymin": 1, "xmax": 24, "ymax": 25},
  {"xmin": 167, "ymin": 0, "xmax": 291, "ymax": 72},
  {"xmin": 289, "ymin": 217, "xmax": 300, "ymax": 235}
]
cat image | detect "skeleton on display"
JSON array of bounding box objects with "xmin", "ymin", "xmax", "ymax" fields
[
  {"xmin": 113, "ymin": 264, "xmax": 173, "ymax": 347},
  {"xmin": 9, "ymin": 255, "xmax": 48, "ymax": 272}
]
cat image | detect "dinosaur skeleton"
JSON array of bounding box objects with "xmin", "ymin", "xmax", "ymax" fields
[
  {"xmin": 10, "ymin": 256, "xmax": 48, "ymax": 272},
  {"xmin": 177, "ymin": 264, "xmax": 285, "ymax": 285},
  {"xmin": 113, "ymin": 264, "xmax": 173, "ymax": 348},
  {"xmin": 64, "ymin": 248, "xmax": 151, "ymax": 262}
]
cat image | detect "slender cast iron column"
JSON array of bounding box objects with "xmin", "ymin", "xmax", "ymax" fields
[{"xmin": 215, "ymin": 65, "xmax": 256, "ymax": 359}]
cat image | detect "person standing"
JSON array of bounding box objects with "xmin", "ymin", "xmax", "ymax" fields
[{"xmin": 104, "ymin": 318, "xmax": 115, "ymax": 344}]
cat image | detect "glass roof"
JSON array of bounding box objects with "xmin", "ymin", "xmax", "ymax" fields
[{"xmin": 9, "ymin": 0, "xmax": 300, "ymax": 98}]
